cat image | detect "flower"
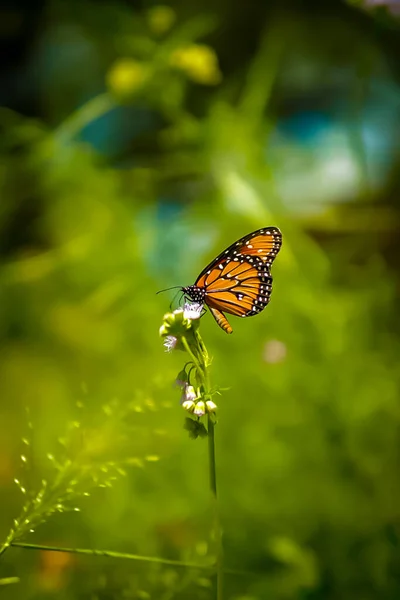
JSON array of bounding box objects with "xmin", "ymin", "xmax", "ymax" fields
[
  {"xmin": 205, "ymin": 399, "xmax": 217, "ymax": 413},
  {"xmin": 180, "ymin": 384, "xmax": 207, "ymax": 416},
  {"xmin": 163, "ymin": 335, "xmax": 177, "ymax": 352},
  {"xmin": 159, "ymin": 308, "xmax": 190, "ymax": 337},
  {"xmin": 183, "ymin": 302, "xmax": 203, "ymax": 320},
  {"xmin": 180, "ymin": 384, "xmax": 198, "ymax": 404},
  {"xmin": 193, "ymin": 401, "xmax": 206, "ymax": 417},
  {"xmin": 159, "ymin": 303, "xmax": 203, "ymax": 340},
  {"xmin": 182, "ymin": 400, "xmax": 195, "ymax": 412}
]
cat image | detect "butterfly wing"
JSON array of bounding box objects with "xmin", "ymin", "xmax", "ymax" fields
[
  {"xmin": 194, "ymin": 227, "xmax": 282, "ymax": 333},
  {"xmin": 195, "ymin": 227, "xmax": 281, "ymax": 283}
]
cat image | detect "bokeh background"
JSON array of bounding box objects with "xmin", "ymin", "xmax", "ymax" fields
[{"xmin": 1, "ymin": 0, "xmax": 400, "ymax": 598}]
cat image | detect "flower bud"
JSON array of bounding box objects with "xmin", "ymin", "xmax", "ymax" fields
[{"xmin": 205, "ymin": 399, "xmax": 217, "ymax": 413}]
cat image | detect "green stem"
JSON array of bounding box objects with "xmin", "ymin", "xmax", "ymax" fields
[
  {"xmin": 208, "ymin": 416, "xmax": 217, "ymax": 498},
  {"xmin": 10, "ymin": 542, "xmax": 210, "ymax": 570},
  {"xmin": 9, "ymin": 541, "xmax": 253, "ymax": 577},
  {"xmin": 54, "ymin": 93, "xmax": 116, "ymax": 143},
  {"xmin": 208, "ymin": 414, "xmax": 223, "ymax": 600},
  {"xmin": 181, "ymin": 336, "xmax": 207, "ymax": 386},
  {"xmin": 188, "ymin": 327, "xmax": 222, "ymax": 599},
  {"xmin": 0, "ymin": 523, "xmax": 21, "ymax": 558},
  {"xmin": 195, "ymin": 330, "xmax": 210, "ymax": 388},
  {"xmin": 181, "ymin": 336, "xmax": 200, "ymax": 368}
]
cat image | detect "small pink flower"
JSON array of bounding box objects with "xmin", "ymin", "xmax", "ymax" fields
[
  {"xmin": 183, "ymin": 302, "xmax": 203, "ymax": 320},
  {"xmin": 163, "ymin": 335, "xmax": 178, "ymax": 352},
  {"xmin": 180, "ymin": 383, "xmax": 208, "ymax": 416},
  {"xmin": 180, "ymin": 384, "xmax": 198, "ymax": 404}
]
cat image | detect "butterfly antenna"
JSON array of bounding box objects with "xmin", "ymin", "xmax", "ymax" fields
[{"xmin": 156, "ymin": 285, "xmax": 183, "ymax": 295}]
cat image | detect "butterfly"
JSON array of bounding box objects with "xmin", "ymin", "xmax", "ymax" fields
[{"xmin": 181, "ymin": 227, "xmax": 282, "ymax": 333}]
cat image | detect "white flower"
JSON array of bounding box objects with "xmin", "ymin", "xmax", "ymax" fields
[
  {"xmin": 183, "ymin": 302, "xmax": 203, "ymax": 320},
  {"xmin": 163, "ymin": 335, "xmax": 178, "ymax": 352},
  {"xmin": 180, "ymin": 384, "xmax": 198, "ymax": 404},
  {"xmin": 181, "ymin": 384, "xmax": 206, "ymax": 416},
  {"xmin": 182, "ymin": 400, "xmax": 195, "ymax": 412},
  {"xmin": 193, "ymin": 401, "xmax": 206, "ymax": 417},
  {"xmin": 205, "ymin": 399, "xmax": 217, "ymax": 413}
]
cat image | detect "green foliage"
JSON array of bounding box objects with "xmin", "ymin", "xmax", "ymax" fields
[{"xmin": 1, "ymin": 1, "xmax": 400, "ymax": 599}]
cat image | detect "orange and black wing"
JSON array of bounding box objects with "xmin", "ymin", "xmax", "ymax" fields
[{"xmin": 194, "ymin": 227, "xmax": 282, "ymax": 333}]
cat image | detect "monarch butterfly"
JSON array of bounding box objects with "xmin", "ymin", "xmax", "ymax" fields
[{"xmin": 182, "ymin": 227, "xmax": 282, "ymax": 334}]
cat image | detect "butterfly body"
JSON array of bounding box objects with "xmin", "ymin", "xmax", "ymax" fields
[{"xmin": 182, "ymin": 227, "xmax": 282, "ymax": 334}]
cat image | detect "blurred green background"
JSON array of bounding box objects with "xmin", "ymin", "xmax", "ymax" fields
[{"xmin": 1, "ymin": 0, "xmax": 400, "ymax": 598}]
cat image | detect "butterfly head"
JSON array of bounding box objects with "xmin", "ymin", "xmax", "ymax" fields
[{"xmin": 181, "ymin": 285, "xmax": 206, "ymax": 305}]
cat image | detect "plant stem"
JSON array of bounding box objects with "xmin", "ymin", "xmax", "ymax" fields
[
  {"xmin": 181, "ymin": 328, "xmax": 223, "ymax": 598},
  {"xmin": 54, "ymin": 93, "xmax": 116, "ymax": 143},
  {"xmin": 0, "ymin": 527, "xmax": 18, "ymax": 558},
  {"xmin": 10, "ymin": 542, "xmax": 209, "ymax": 570},
  {"xmin": 9, "ymin": 541, "xmax": 253, "ymax": 577},
  {"xmin": 181, "ymin": 336, "xmax": 202, "ymax": 372},
  {"xmin": 208, "ymin": 414, "xmax": 223, "ymax": 600},
  {"xmin": 208, "ymin": 415, "xmax": 217, "ymax": 498}
]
